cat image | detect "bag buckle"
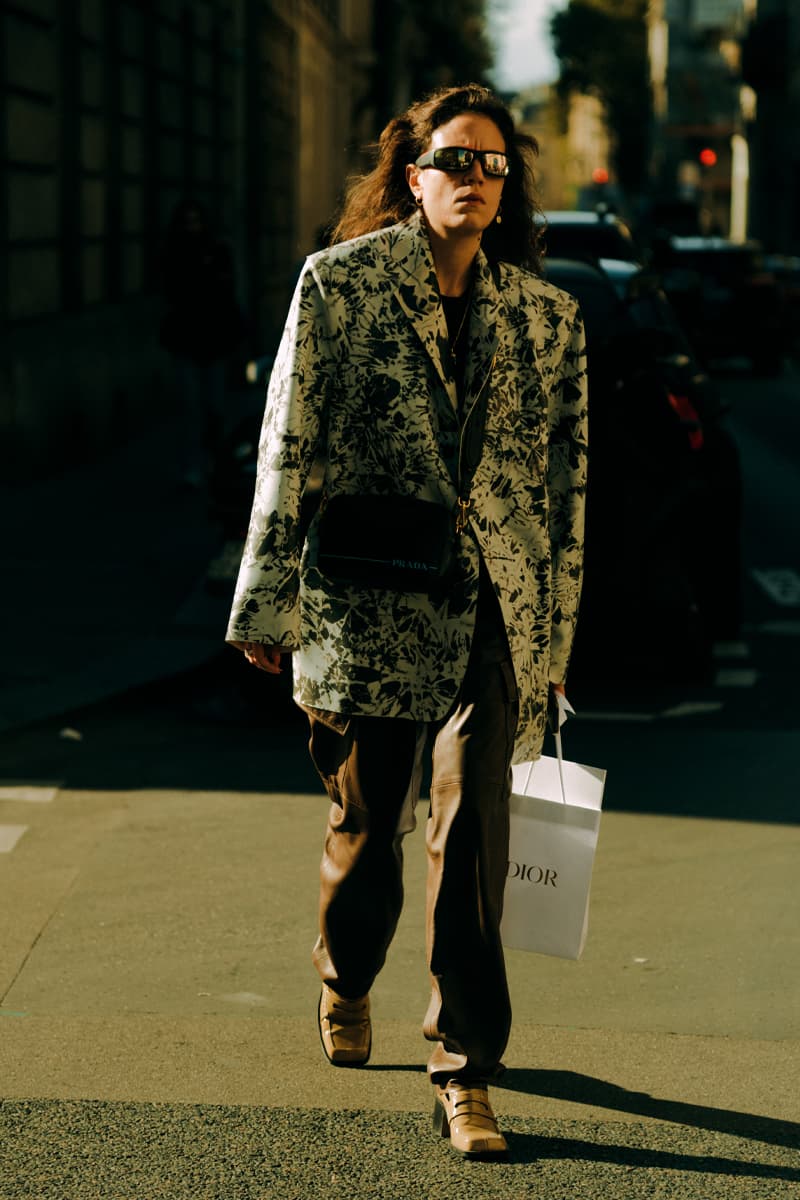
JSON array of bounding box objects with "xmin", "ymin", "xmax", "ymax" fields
[{"xmin": 455, "ymin": 497, "xmax": 471, "ymax": 534}]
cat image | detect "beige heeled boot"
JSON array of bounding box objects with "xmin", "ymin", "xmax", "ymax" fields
[
  {"xmin": 317, "ymin": 985, "xmax": 371, "ymax": 1067},
  {"xmin": 432, "ymin": 1079, "xmax": 508, "ymax": 1158}
]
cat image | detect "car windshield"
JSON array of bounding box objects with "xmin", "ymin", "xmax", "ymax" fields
[{"xmin": 543, "ymin": 223, "xmax": 639, "ymax": 263}]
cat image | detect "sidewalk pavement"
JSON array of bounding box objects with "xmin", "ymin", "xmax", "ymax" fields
[
  {"xmin": 1, "ymin": 409, "xmax": 799, "ymax": 1197},
  {"xmin": 0, "ymin": 712, "xmax": 798, "ymax": 1197}
]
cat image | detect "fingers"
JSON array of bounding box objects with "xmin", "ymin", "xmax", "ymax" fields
[
  {"xmin": 241, "ymin": 642, "xmax": 283, "ymax": 674},
  {"xmin": 263, "ymin": 646, "xmax": 283, "ymax": 673}
]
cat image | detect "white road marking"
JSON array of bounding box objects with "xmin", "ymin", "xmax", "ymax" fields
[
  {"xmin": 714, "ymin": 667, "xmax": 759, "ymax": 687},
  {"xmin": 752, "ymin": 568, "xmax": 800, "ymax": 607},
  {"xmin": 756, "ymin": 619, "xmax": 800, "ymax": 636},
  {"xmin": 712, "ymin": 641, "xmax": 750, "ymax": 659},
  {"xmin": 661, "ymin": 701, "xmax": 725, "ymax": 718},
  {"xmin": 219, "ymin": 992, "xmax": 269, "ymax": 1007},
  {"xmin": 577, "ymin": 711, "xmax": 655, "ymax": 722},
  {"xmin": 0, "ymin": 825, "xmax": 28, "ymax": 853},
  {"xmin": 0, "ymin": 783, "xmax": 60, "ymax": 804}
]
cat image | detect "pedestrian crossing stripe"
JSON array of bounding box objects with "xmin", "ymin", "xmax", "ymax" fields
[
  {"xmin": 0, "ymin": 825, "xmax": 28, "ymax": 853},
  {"xmin": 712, "ymin": 641, "xmax": 749, "ymax": 659},
  {"xmin": 0, "ymin": 783, "xmax": 60, "ymax": 804},
  {"xmin": 756, "ymin": 619, "xmax": 800, "ymax": 636},
  {"xmin": 714, "ymin": 668, "xmax": 759, "ymax": 687}
]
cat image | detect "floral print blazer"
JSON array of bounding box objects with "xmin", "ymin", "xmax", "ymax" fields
[{"xmin": 226, "ymin": 212, "xmax": 588, "ymax": 764}]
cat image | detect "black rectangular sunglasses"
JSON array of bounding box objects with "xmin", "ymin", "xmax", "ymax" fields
[{"xmin": 414, "ymin": 146, "xmax": 510, "ymax": 177}]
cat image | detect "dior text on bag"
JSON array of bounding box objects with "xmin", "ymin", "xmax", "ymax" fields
[
  {"xmin": 315, "ymin": 493, "xmax": 454, "ymax": 593},
  {"xmin": 501, "ymin": 731, "xmax": 606, "ymax": 959}
]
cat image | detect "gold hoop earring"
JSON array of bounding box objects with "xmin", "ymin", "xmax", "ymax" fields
[{"xmin": 415, "ymin": 195, "xmax": 423, "ymax": 206}]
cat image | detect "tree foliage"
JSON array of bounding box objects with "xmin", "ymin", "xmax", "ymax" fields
[{"xmin": 551, "ymin": 0, "xmax": 652, "ymax": 198}]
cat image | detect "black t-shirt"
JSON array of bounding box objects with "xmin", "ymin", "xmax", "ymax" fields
[
  {"xmin": 441, "ymin": 291, "xmax": 471, "ymax": 414},
  {"xmin": 441, "ymin": 292, "xmax": 509, "ymax": 665}
]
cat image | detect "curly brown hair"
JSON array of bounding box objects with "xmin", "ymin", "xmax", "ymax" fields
[{"xmin": 330, "ymin": 84, "xmax": 543, "ymax": 272}]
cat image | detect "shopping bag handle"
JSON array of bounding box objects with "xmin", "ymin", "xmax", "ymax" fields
[
  {"xmin": 519, "ymin": 728, "xmax": 568, "ymax": 805},
  {"xmin": 553, "ymin": 691, "xmax": 576, "ymax": 804},
  {"xmin": 520, "ymin": 693, "xmax": 574, "ymax": 802},
  {"xmin": 554, "ymin": 729, "xmax": 567, "ymax": 805}
]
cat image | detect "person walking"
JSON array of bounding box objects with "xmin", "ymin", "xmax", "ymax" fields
[{"xmin": 227, "ymin": 83, "xmax": 588, "ymax": 1159}]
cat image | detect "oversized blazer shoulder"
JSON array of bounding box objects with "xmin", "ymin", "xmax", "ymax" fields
[{"xmin": 226, "ymin": 212, "xmax": 588, "ymax": 764}]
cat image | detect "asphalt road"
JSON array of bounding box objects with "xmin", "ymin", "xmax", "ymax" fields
[{"xmin": 1, "ymin": 366, "xmax": 799, "ymax": 1198}]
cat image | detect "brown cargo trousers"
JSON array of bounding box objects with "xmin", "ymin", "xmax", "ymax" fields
[{"xmin": 307, "ymin": 627, "xmax": 519, "ymax": 1082}]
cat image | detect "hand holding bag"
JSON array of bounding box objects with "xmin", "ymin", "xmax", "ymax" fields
[{"xmin": 501, "ymin": 723, "xmax": 606, "ymax": 959}]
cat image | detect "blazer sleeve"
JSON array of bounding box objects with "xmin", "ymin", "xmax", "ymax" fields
[
  {"xmin": 547, "ymin": 305, "xmax": 589, "ymax": 684},
  {"xmin": 226, "ymin": 261, "xmax": 335, "ymax": 647}
]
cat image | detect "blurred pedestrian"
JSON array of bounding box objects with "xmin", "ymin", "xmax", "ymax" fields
[
  {"xmin": 227, "ymin": 83, "xmax": 587, "ymax": 1158},
  {"xmin": 159, "ymin": 199, "xmax": 244, "ymax": 488}
]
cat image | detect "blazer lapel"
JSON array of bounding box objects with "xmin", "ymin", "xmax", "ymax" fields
[
  {"xmin": 390, "ymin": 216, "xmax": 458, "ymax": 411},
  {"xmin": 464, "ymin": 250, "xmax": 501, "ymax": 405},
  {"xmin": 387, "ymin": 218, "xmax": 504, "ymax": 417}
]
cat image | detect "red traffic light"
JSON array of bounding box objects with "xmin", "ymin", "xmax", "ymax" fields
[{"xmin": 699, "ymin": 147, "xmax": 718, "ymax": 167}]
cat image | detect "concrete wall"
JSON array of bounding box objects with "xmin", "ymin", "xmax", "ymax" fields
[
  {"xmin": 296, "ymin": 2, "xmax": 375, "ymax": 258},
  {"xmin": 1, "ymin": 0, "xmax": 240, "ymax": 478},
  {"xmin": 1, "ymin": 0, "xmax": 375, "ymax": 482},
  {"xmin": 744, "ymin": 0, "xmax": 800, "ymax": 254}
]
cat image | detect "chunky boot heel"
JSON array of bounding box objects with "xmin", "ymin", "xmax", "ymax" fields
[
  {"xmin": 433, "ymin": 1079, "xmax": 508, "ymax": 1159},
  {"xmin": 432, "ymin": 1096, "xmax": 450, "ymax": 1138}
]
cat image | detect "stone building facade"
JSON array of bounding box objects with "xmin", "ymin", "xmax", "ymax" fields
[
  {"xmin": 646, "ymin": 0, "xmax": 747, "ymax": 237},
  {"xmin": 742, "ymin": 0, "xmax": 800, "ymax": 254},
  {"xmin": 1, "ymin": 0, "xmax": 374, "ymax": 478}
]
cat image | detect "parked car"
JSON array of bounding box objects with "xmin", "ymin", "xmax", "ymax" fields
[
  {"xmin": 763, "ymin": 253, "xmax": 800, "ymax": 360},
  {"xmin": 652, "ymin": 236, "xmax": 785, "ymax": 376},
  {"xmin": 539, "ymin": 206, "xmax": 643, "ymax": 265},
  {"xmin": 596, "ymin": 256, "xmax": 729, "ymax": 433},
  {"xmin": 543, "ymin": 257, "xmax": 743, "ymax": 680}
]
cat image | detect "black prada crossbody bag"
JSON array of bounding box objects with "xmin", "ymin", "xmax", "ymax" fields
[
  {"xmin": 316, "ymin": 353, "xmax": 494, "ymax": 594},
  {"xmin": 316, "ymin": 494, "xmax": 454, "ymax": 593}
]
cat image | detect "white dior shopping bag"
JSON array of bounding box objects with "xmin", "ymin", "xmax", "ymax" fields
[{"xmin": 501, "ymin": 725, "xmax": 606, "ymax": 959}]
